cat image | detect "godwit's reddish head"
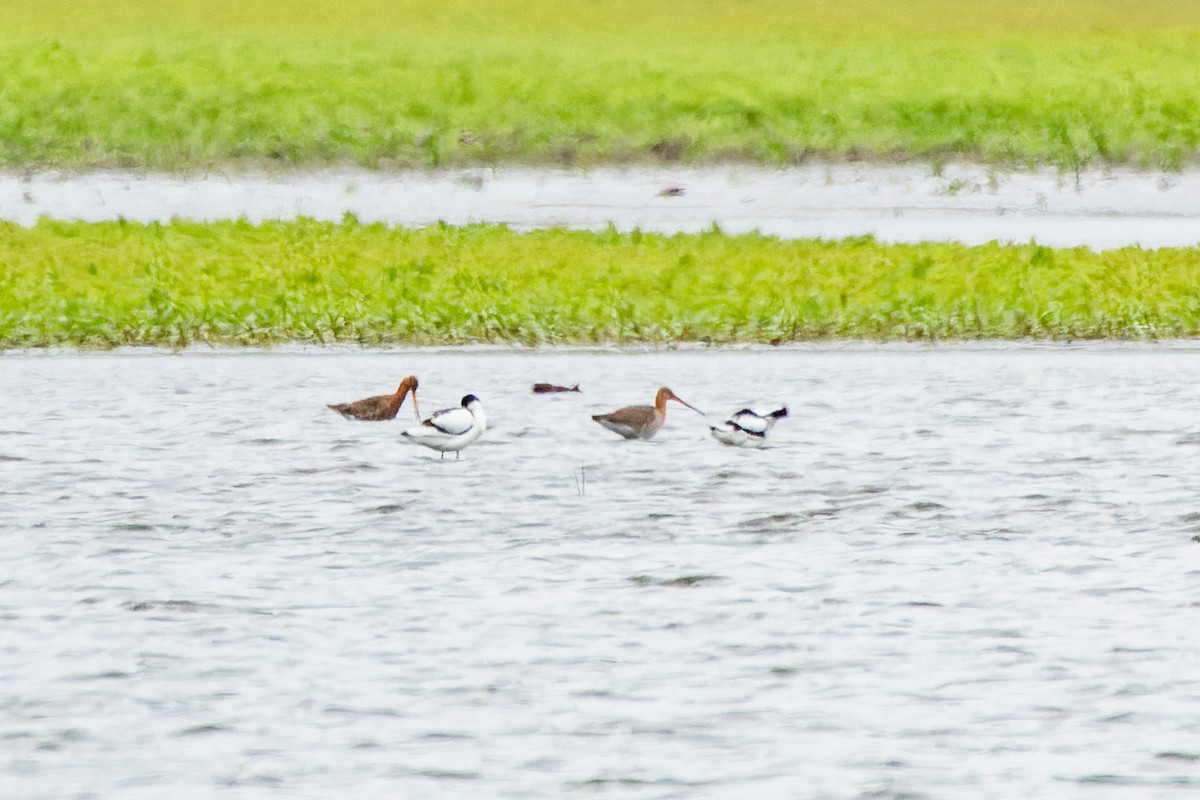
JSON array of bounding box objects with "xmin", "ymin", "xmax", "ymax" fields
[{"xmin": 655, "ymin": 386, "xmax": 701, "ymax": 415}]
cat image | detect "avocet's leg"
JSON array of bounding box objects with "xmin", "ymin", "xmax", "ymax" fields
[{"xmin": 456, "ymin": 450, "xmax": 461, "ymax": 460}]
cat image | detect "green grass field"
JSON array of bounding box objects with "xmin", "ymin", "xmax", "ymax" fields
[
  {"xmin": 3, "ymin": 219, "xmax": 1199, "ymax": 347},
  {"xmin": 3, "ymin": 1, "xmax": 1200, "ymax": 169}
]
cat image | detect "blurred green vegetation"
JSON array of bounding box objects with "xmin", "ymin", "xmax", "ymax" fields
[
  {"xmin": 2, "ymin": 0, "xmax": 1200, "ymax": 169},
  {"xmin": 4, "ymin": 219, "xmax": 1200, "ymax": 347}
]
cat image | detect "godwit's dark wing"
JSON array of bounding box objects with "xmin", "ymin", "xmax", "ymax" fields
[
  {"xmin": 593, "ymin": 405, "xmax": 656, "ymax": 429},
  {"xmin": 328, "ymin": 394, "xmax": 397, "ymax": 420}
]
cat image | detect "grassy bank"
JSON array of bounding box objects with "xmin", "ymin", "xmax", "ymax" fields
[
  {"xmin": 3, "ymin": 219, "xmax": 1200, "ymax": 347},
  {"xmin": 3, "ymin": 1, "xmax": 1200, "ymax": 170}
]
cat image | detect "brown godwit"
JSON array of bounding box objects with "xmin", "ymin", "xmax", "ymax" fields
[
  {"xmin": 592, "ymin": 386, "xmax": 701, "ymax": 440},
  {"xmin": 328, "ymin": 375, "xmax": 420, "ymax": 421}
]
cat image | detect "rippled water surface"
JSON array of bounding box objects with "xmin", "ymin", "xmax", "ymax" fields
[{"xmin": 3, "ymin": 346, "xmax": 1199, "ymax": 799}]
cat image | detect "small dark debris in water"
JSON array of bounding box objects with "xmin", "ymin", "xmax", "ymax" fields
[
  {"xmin": 414, "ymin": 769, "xmax": 483, "ymax": 781},
  {"xmin": 371, "ymin": 503, "xmax": 405, "ymax": 515},
  {"xmin": 219, "ymin": 774, "xmax": 284, "ymax": 788},
  {"xmin": 174, "ymin": 724, "xmax": 232, "ymax": 737},
  {"xmin": 1156, "ymin": 752, "xmax": 1200, "ymax": 762},
  {"xmin": 125, "ymin": 600, "xmax": 204, "ymax": 613},
  {"xmin": 856, "ymin": 788, "xmax": 928, "ymax": 799},
  {"xmin": 1076, "ymin": 774, "xmax": 1138, "ymax": 785},
  {"xmin": 115, "ymin": 522, "xmax": 155, "ymax": 532},
  {"xmin": 339, "ymin": 462, "xmax": 380, "ymax": 473},
  {"xmin": 628, "ymin": 574, "xmax": 721, "ymax": 588},
  {"xmin": 738, "ymin": 512, "xmax": 801, "ymax": 530},
  {"xmin": 532, "ymin": 383, "xmax": 580, "ymax": 394},
  {"xmin": 575, "ymin": 778, "xmax": 653, "ymax": 789},
  {"xmin": 657, "ymin": 186, "xmax": 685, "ymax": 197},
  {"xmin": 70, "ymin": 670, "xmax": 131, "ymax": 681}
]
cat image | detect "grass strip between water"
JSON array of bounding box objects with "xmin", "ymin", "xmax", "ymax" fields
[{"xmin": 3, "ymin": 219, "xmax": 1200, "ymax": 348}]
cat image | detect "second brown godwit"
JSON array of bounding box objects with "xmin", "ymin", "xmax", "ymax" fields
[
  {"xmin": 328, "ymin": 375, "xmax": 420, "ymax": 421},
  {"xmin": 592, "ymin": 386, "xmax": 701, "ymax": 440}
]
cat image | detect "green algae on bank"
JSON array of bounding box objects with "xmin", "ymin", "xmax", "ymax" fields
[{"xmin": 3, "ymin": 219, "xmax": 1200, "ymax": 347}]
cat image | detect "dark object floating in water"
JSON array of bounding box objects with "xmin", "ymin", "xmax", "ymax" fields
[
  {"xmin": 124, "ymin": 600, "xmax": 204, "ymax": 613},
  {"xmin": 658, "ymin": 186, "xmax": 686, "ymax": 197},
  {"xmin": 628, "ymin": 574, "xmax": 720, "ymax": 587},
  {"xmin": 532, "ymin": 383, "xmax": 581, "ymax": 394}
]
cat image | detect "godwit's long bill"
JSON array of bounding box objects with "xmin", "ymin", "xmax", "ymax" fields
[
  {"xmin": 328, "ymin": 375, "xmax": 420, "ymax": 421},
  {"xmin": 709, "ymin": 406, "xmax": 788, "ymax": 448},
  {"xmin": 592, "ymin": 386, "xmax": 701, "ymax": 440},
  {"xmin": 401, "ymin": 394, "xmax": 487, "ymax": 458}
]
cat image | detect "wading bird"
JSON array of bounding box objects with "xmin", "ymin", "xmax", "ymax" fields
[
  {"xmin": 401, "ymin": 394, "xmax": 487, "ymax": 458},
  {"xmin": 592, "ymin": 387, "xmax": 701, "ymax": 440},
  {"xmin": 328, "ymin": 375, "xmax": 420, "ymax": 421},
  {"xmin": 708, "ymin": 407, "xmax": 788, "ymax": 448}
]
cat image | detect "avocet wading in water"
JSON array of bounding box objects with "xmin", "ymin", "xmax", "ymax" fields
[
  {"xmin": 708, "ymin": 406, "xmax": 788, "ymax": 448},
  {"xmin": 592, "ymin": 386, "xmax": 702, "ymax": 440},
  {"xmin": 328, "ymin": 375, "xmax": 420, "ymax": 421},
  {"xmin": 401, "ymin": 394, "xmax": 486, "ymax": 458}
]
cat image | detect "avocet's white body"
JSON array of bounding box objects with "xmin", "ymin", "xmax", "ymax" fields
[{"xmin": 402, "ymin": 395, "xmax": 486, "ymax": 458}]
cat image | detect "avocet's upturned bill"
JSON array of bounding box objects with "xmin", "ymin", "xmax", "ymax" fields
[
  {"xmin": 328, "ymin": 375, "xmax": 420, "ymax": 421},
  {"xmin": 592, "ymin": 386, "xmax": 702, "ymax": 440},
  {"xmin": 401, "ymin": 394, "xmax": 486, "ymax": 458},
  {"xmin": 708, "ymin": 407, "xmax": 788, "ymax": 448}
]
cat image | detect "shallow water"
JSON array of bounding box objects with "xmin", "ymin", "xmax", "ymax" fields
[
  {"xmin": 2, "ymin": 345, "xmax": 1199, "ymax": 799},
  {"xmin": 4, "ymin": 164, "xmax": 1200, "ymax": 249}
]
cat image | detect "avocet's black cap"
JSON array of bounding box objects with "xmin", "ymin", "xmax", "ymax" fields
[{"xmin": 461, "ymin": 394, "xmax": 481, "ymax": 406}]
